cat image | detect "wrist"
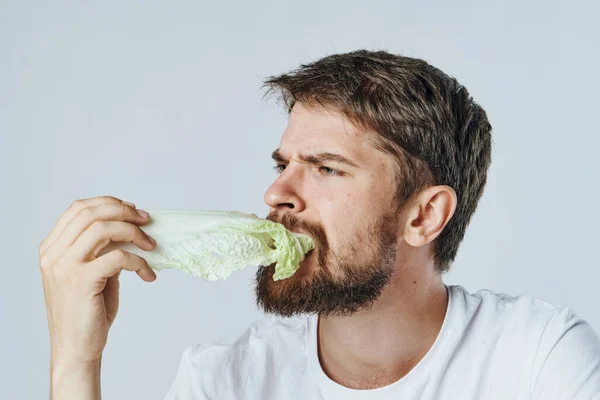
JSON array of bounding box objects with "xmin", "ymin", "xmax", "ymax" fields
[
  {"xmin": 51, "ymin": 357, "xmax": 101, "ymax": 377},
  {"xmin": 50, "ymin": 358, "xmax": 102, "ymax": 400}
]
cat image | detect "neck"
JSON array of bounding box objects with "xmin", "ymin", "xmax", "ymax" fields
[{"xmin": 317, "ymin": 260, "xmax": 448, "ymax": 390}]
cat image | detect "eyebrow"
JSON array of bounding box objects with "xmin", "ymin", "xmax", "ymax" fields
[{"xmin": 271, "ymin": 148, "xmax": 360, "ymax": 168}]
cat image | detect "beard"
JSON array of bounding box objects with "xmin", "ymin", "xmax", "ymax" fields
[{"xmin": 254, "ymin": 210, "xmax": 399, "ymax": 318}]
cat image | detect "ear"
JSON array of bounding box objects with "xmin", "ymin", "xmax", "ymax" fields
[{"xmin": 403, "ymin": 185, "xmax": 457, "ymax": 247}]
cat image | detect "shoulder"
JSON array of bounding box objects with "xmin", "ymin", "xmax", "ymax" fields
[
  {"xmin": 448, "ymin": 285, "xmax": 600, "ymax": 397},
  {"xmin": 185, "ymin": 315, "xmax": 309, "ymax": 374},
  {"xmin": 446, "ymin": 284, "xmax": 595, "ymax": 359},
  {"xmin": 448, "ymin": 284, "xmax": 568, "ymax": 331},
  {"xmin": 530, "ymin": 305, "xmax": 600, "ymax": 398}
]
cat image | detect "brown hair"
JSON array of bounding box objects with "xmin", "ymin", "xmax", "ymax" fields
[{"xmin": 263, "ymin": 50, "xmax": 493, "ymax": 273}]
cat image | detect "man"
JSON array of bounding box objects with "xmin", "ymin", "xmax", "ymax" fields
[{"xmin": 40, "ymin": 50, "xmax": 600, "ymax": 399}]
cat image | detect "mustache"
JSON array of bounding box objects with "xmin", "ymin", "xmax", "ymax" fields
[
  {"xmin": 266, "ymin": 211, "xmax": 328, "ymax": 251},
  {"xmin": 266, "ymin": 211, "xmax": 311, "ymax": 234}
]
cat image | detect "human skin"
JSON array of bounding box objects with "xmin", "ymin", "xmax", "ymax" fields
[
  {"xmin": 39, "ymin": 197, "xmax": 157, "ymax": 399},
  {"xmin": 263, "ymin": 102, "xmax": 456, "ymax": 388}
]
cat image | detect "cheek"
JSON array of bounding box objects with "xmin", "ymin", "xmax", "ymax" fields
[
  {"xmin": 319, "ymin": 193, "xmax": 356, "ymax": 229},
  {"xmin": 315, "ymin": 188, "xmax": 383, "ymax": 250},
  {"xmin": 313, "ymin": 188, "xmax": 348, "ymax": 219},
  {"xmin": 324, "ymin": 210, "xmax": 369, "ymax": 253}
]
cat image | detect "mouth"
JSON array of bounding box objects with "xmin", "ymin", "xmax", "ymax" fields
[
  {"xmin": 284, "ymin": 225, "xmax": 307, "ymax": 236},
  {"xmin": 278, "ymin": 221, "xmax": 318, "ymax": 252}
]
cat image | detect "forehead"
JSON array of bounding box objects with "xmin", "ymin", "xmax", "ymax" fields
[{"xmin": 279, "ymin": 103, "xmax": 377, "ymax": 162}]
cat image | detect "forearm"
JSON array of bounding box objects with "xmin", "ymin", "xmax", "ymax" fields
[{"xmin": 50, "ymin": 358, "xmax": 102, "ymax": 400}]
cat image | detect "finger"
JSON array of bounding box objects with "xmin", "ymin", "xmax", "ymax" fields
[
  {"xmin": 39, "ymin": 196, "xmax": 132, "ymax": 255},
  {"xmin": 44, "ymin": 202, "xmax": 150, "ymax": 263},
  {"xmin": 87, "ymin": 249, "xmax": 157, "ymax": 282},
  {"xmin": 68, "ymin": 220, "xmax": 155, "ymax": 262}
]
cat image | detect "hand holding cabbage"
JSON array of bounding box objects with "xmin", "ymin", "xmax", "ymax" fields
[{"xmin": 39, "ymin": 197, "xmax": 314, "ymax": 399}]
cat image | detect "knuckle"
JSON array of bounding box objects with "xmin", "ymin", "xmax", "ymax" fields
[
  {"xmin": 102, "ymin": 195, "xmax": 122, "ymax": 204},
  {"xmin": 76, "ymin": 206, "xmax": 94, "ymax": 220},
  {"xmin": 119, "ymin": 203, "xmax": 132, "ymax": 215},
  {"xmin": 120, "ymin": 222, "xmax": 136, "ymax": 237},
  {"xmin": 130, "ymin": 223, "xmax": 143, "ymax": 236},
  {"xmin": 111, "ymin": 249, "xmax": 128, "ymax": 262},
  {"xmin": 90, "ymin": 220, "xmax": 108, "ymax": 233},
  {"xmin": 70, "ymin": 199, "xmax": 86, "ymax": 211},
  {"xmin": 42, "ymin": 255, "xmax": 71, "ymax": 279},
  {"xmin": 39, "ymin": 253, "xmax": 53, "ymax": 271}
]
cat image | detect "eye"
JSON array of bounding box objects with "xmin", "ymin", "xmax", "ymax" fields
[
  {"xmin": 272, "ymin": 164, "xmax": 286, "ymax": 174},
  {"xmin": 272, "ymin": 164, "xmax": 344, "ymax": 177},
  {"xmin": 319, "ymin": 166, "xmax": 343, "ymax": 177}
]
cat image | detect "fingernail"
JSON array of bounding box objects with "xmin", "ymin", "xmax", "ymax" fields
[
  {"xmin": 123, "ymin": 201, "xmax": 135, "ymax": 208},
  {"xmin": 137, "ymin": 209, "xmax": 149, "ymax": 218},
  {"xmin": 147, "ymin": 235, "xmax": 156, "ymax": 245}
]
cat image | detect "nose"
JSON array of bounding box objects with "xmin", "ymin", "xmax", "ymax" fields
[{"xmin": 264, "ymin": 166, "xmax": 306, "ymax": 213}]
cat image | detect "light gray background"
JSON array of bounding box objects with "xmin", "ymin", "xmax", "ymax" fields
[{"xmin": 1, "ymin": 0, "xmax": 598, "ymax": 398}]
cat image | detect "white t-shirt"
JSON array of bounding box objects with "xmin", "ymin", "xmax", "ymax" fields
[{"xmin": 164, "ymin": 285, "xmax": 600, "ymax": 399}]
